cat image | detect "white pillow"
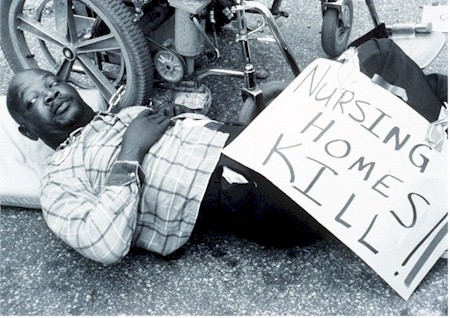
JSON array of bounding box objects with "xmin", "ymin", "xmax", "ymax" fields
[{"xmin": 0, "ymin": 90, "xmax": 106, "ymax": 209}]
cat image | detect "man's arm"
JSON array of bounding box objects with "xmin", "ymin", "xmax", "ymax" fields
[
  {"xmin": 41, "ymin": 168, "xmax": 143, "ymax": 265},
  {"xmin": 118, "ymin": 110, "xmax": 172, "ymax": 163},
  {"xmin": 40, "ymin": 110, "xmax": 171, "ymax": 265}
]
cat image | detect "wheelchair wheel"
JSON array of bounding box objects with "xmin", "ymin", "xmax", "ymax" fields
[
  {"xmin": 239, "ymin": 81, "xmax": 288, "ymax": 125},
  {"xmin": 321, "ymin": 0, "xmax": 353, "ymax": 58},
  {"xmin": 1, "ymin": 0, "xmax": 153, "ymax": 109}
]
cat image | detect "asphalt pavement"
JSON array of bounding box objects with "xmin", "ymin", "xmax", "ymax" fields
[{"xmin": 0, "ymin": 0, "xmax": 448, "ymax": 315}]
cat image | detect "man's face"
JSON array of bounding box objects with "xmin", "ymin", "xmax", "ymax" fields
[{"xmin": 11, "ymin": 69, "xmax": 89, "ymax": 140}]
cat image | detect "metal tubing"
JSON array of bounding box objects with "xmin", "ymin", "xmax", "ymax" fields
[
  {"xmin": 365, "ymin": 0, "xmax": 380, "ymax": 27},
  {"xmin": 195, "ymin": 68, "xmax": 245, "ymax": 89},
  {"xmin": 191, "ymin": 15, "xmax": 221, "ymax": 60},
  {"xmin": 235, "ymin": 6, "xmax": 253, "ymax": 65},
  {"xmin": 244, "ymin": 64, "xmax": 257, "ymax": 89},
  {"xmin": 233, "ymin": 1, "xmax": 301, "ymax": 76}
]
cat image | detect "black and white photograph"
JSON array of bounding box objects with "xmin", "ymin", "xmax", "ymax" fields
[{"xmin": 0, "ymin": 0, "xmax": 447, "ymax": 315}]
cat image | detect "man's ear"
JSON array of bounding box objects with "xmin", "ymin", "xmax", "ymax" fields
[{"xmin": 18, "ymin": 124, "xmax": 38, "ymax": 141}]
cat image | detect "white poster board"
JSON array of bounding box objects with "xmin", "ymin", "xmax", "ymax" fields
[
  {"xmin": 422, "ymin": 5, "xmax": 448, "ymax": 33},
  {"xmin": 222, "ymin": 58, "xmax": 448, "ymax": 300}
]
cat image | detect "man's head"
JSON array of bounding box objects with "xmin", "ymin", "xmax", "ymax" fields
[{"xmin": 6, "ymin": 68, "xmax": 95, "ymax": 149}]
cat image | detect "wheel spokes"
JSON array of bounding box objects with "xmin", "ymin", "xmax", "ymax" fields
[
  {"xmin": 76, "ymin": 34, "xmax": 121, "ymax": 54},
  {"xmin": 55, "ymin": 59, "xmax": 76, "ymax": 81},
  {"xmin": 64, "ymin": 0, "xmax": 79, "ymax": 43},
  {"xmin": 77, "ymin": 55, "xmax": 118, "ymax": 99},
  {"xmin": 17, "ymin": 14, "xmax": 67, "ymax": 48}
]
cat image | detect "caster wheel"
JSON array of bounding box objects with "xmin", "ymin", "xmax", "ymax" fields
[
  {"xmin": 321, "ymin": 0, "xmax": 353, "ymax": 58},
  {"xmin": 154, "ymin": 49, "xmax": 186, "ymax": 83}
]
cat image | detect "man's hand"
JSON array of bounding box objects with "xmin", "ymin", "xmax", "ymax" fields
[
  {"xmin": 118, "ymin": 110, "xmax": 171, "ymax": 163},
  {"xmin": 158, "ymin": 103, "xmax": 194, "ymax": 118}
]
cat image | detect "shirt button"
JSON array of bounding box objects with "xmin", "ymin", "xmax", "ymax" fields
[{"xmin": 128, "ymin": 172, "xmax": 136, "ymax": 178}]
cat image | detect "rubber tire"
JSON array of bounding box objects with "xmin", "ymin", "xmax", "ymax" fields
[
  {"xmin": 321, "ymin": 0, "xmax": 353, "ymax": 58},
  {"xmin": 239, "ymin": 81, "xmax": 288, "ymax": 125},
  {"xmin": 0, "ymin": 0, "xmax": 153, "ymax": 108}
]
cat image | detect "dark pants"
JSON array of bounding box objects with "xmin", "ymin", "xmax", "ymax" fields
[
  {"xmin": 197, "ymin": 124, "xmax": 326, "ymax": 247},
  {"xmin": 196, "ymin": 38, "xmax": 447, "ymax": 248}
]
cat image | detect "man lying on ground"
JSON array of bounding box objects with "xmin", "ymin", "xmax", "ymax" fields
[{"xmin": 6, "ymin": 38, "xmax": 447, "ymax": 265}]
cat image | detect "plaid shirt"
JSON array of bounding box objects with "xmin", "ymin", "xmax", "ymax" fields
[{"xmin": 41, "ymin": 106, "xmax": 228, "ymax": 264}]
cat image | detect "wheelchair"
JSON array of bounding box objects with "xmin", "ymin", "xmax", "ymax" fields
[
  {"xmin": 1, "ymin": 0, "xmax": 444, "ymax": 117},
  {"xmin": 0, "ymin": 0, "xmax": 301, "ymax": 116}
]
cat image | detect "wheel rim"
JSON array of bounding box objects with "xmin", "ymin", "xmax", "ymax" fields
[
  {"xmin": 335, "ymin": 5, "xmax": 352, "ymax": 45},
  {"xmin": 154, "ymin": 50, "xmax": 186, "ymax": 83},
  {"xmin": 341, "ymin": 5, "xmax": 351, "ymax": 28},
  {"xmin": 7, "ymin": 0, "xmax": 134, "ymax": 101}
]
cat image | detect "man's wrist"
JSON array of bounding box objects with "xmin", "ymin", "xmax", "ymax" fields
[
  {"xmin": 107, "ymin": 160, "xmax": 145, "ymax": 186},
  {"xmin": 117, "ymin": 147, "xmax": 145, "ymax": 163}
]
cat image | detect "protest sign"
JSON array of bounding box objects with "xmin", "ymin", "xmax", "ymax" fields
[
  {"xmin": 422, "ymin": 5, "xmax": 448, "ymax": 33},
  {"xmin": 222, "ymin": 58, "xmax": 448, "ymax": 300}
]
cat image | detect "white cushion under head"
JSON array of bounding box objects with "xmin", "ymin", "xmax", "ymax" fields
[{"xmin": 0, "ymin": 90, "xmax": 106, "ymax": 209}]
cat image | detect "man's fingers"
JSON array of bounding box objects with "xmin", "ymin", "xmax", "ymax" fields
[
  {"xmin": 136, "ymin": 108, "xmax": 152, "ymax": 118},
  {"xmin": 161, "ymin": 117, "xmax": 172, "ymax": 127},
  {"xmin": 146, "ymin": 114, "xmax": 172, "ymax": 129},
  {"xmin": 165, "ymin": 106, "xmax": 175, "ymax": 118},
  {"xmin": 135, "ymin": 111, "xmax": 172, "ymax": 129},
  {"xmin": 149, "ymin": 113, "xmax": 170, "ymax": 124}
]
